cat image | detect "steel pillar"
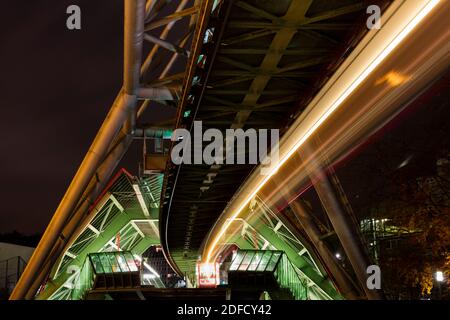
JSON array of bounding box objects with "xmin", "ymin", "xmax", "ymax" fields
[
  {"xmin": 10, "ymin": 0, "xmax": 146, "ymax": 300},
  {"xmin": 10, "ymin": 93, "xmax": 136, "ymax": 300},
  {"xmin": 290, "ymin": 201, "xmax": 363, "ymax": 299},
  {"xmin": 303, "ymin": 154, "xmax": 384, "ymax": 300},
  {"xmin": 24, "ymin": 133, "xmax": 135, "ymax": 299}
]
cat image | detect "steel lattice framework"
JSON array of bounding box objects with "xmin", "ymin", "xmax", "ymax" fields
[
  {"xmin": 11, "ymin": 0, "xmax": 377, "ymax": 300},
  {"xmin": 160, "ymin": 0, "xmax": 377, "ymax": 283},
  {"xmin": 11, "ymin": 0, "xmax": 215, "ymax": 300},
  {"xmin": 36, "ymin": 169, "xmax": 161, "ymax": 300},
  {"xmin": 220, "ymin": 196, "xmax": 342, "ymax": 300},
  {"xmin": 14, "ymin": 0, "xmax": 444, "ymax": 301}
]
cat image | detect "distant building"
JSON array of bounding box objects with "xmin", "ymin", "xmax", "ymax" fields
[{"xmin": 0, "ymin": 242, "xmax": 35, "ymax": 299}]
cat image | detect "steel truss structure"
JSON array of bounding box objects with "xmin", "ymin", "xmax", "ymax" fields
[
  {"xmin": 159, "ymin": 0, "xmax": 381, "ymax": 281},
  {"xmin": 11, "ymin": 0, "xmax": 214, "ymax": 299},
  {"xmin": 220, "ymin": 196, "xmax": 341, "ymax": 300},
  {"xmin": 36, "ymin": 170, "xmax": 161, "ymax": 300},
  {"xmin": 14, "ymin": 0, "xmax": 443, "ymax": 301}
]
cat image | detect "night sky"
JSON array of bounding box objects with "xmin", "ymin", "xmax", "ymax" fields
[{"xmin": 0, "ymin": 1, "xmax": 169, "ymax": 234}]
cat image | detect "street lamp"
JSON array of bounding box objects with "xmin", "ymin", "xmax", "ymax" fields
[{"xmin": 436, "ymin": 271, "xmax": 444, "ymax": 300}]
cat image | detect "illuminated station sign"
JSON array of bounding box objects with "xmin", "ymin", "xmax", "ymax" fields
[{"xmin": 196, "ymin": 262, "xmax": 220, "ymax": 288}]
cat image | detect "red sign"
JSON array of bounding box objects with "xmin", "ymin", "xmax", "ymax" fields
[{"xmin": 197, "ymin": 262, "xmax": 219, "ymax": 288}]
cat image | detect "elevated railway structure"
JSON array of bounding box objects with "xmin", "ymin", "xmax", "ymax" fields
[
  {"xmin": 160, "ymin": 0, "xmax": 384, "ymax": 282},
  {"xmin": 11, "ymin": 0, "xmax": 450, "ymax": 300}
]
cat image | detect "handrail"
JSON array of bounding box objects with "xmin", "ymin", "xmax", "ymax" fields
[
  {"xmin": 228, "ymin": 249, "xmax": 308, "ymax": 300},
  {"xmin": 70, "ymin": 257, "xmax": 95, "ymax": 300},
  {"xmin": 273, "ymin": 253, "xmax": 308, "ymax": 300},
  {"xmin": 50, "ymin": 251, "xmax": 168, "ymax": 299}
]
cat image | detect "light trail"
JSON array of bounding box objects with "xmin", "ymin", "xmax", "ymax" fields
[{"xmin": 203, "ymin": 0, "xmax": 443, "ymax": 263}]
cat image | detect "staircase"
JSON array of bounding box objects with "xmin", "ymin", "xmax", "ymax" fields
[{"xmin": 226, "ymin": 250, "xmax": 308, "ymax": 300}]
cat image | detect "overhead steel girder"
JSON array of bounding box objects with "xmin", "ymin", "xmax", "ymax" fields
[
  {"xmin": 137, "ymin": 86, "xmax": 178, "ymax": 100},
  {"xmin": 229, "ymin": 0, "xmax": 314, "ymax": 129},
  {"xmin": 159, "ymin": 0, "xmax": 217, "ymax": 277},
  {"xmin": 124, "ymin": 0, "xmax": 146, "ymax": 95},
  {"xmin": 201, "ymin": 0, "xmax": 450, "ymax": 301},
  {"xmin": 161, "ymin": 0, "xmax": 373, "ymax": 277},
  {"xmin": 144, "ymin": 34, "xmax": 190, "ymax": 57},
  {"xmin": 141, "ymin": 0, "xmax": 192, "ymax": 75},
  {"xmin": 145, "ymin": 5, "xmax": 200, "ymax": 31}
]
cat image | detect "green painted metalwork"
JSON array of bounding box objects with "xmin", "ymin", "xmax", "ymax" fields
[
  {"xmin": 131, "ymin": 236, "xmax": 159, "ymax": 256},
  {"xmin": 38, "ymin": 171, "xmax": 163, "ymax": 300},
  {"xmin": 69, "ymin": 257, "xmax": 94, "ymax": 300},
  {"xmin": 247, "ymin": 222, "xmax": 338, "ymax": 297},
  {"xmin": 48, "ymin": 250, "xmax": 168, "ymax": 300},
  {"xmin": 51, "ymin": 251, "xmax": 146, "ymax": 300},
  {"xmin": 228, "ymin": 249, "xmax": 308, "ymax": 300},
  {"xmin": 216, "ymin": 198, "xmax": 342, "ymax": 300},
  {"xmin": 90, "ymin": 252, "xmax": 139, "ymax": 274},
  {"xmin": 230, "ymin": 250, "xmax": 280, "ymax": 273},
  {"xmin": 40, "ymin": 165, "xmax": 339, "ymax": 300},
  {"xmin": 274, "ymin": 253, "xmax": 308, "ymax": 300}
]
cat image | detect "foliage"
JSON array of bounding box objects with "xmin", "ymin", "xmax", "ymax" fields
[{"xmin": 375, "ymin": 153, "xmax": 450, "ymax": 299}]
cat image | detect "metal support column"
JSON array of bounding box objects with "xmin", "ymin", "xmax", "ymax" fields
[
  {"xmin": 10, "ymin": 0, "xmax": 146, "ymax": 300},
  {"xmin": 290, "ymin": 201, "xmax": 362, "ymax": 299},
  {"xmin": 10, "ymin": 93, "xmax": 135, "ymax": 300},
  {"xmin": 304, "ymin": 158, "xmax": 384, "ymax": 300}
]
